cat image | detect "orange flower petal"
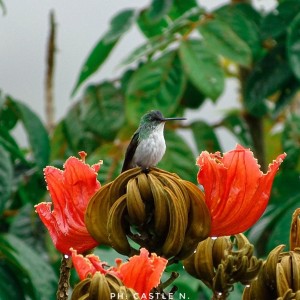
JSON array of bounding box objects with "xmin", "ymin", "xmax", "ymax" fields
[
  {"xmin": 35, "ymin": 153, "xmax": 101, "ymax": 255},
  {"xmin": 197, "ymin": 144, "xmax": 286, "ymax": 236},
  {"xmin": 119, "ymin": 248, "xmax": 167, "ymax": 299}
]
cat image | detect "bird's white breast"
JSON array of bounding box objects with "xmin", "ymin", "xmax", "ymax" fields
[{"xmin": 132, "ymin": 123, "xmax": 166, "ymax": 169}]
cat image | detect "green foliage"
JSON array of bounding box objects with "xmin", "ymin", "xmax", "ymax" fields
[{"xmin": 2, "ymin": 0, "xmax": 300, "ymax": 299}]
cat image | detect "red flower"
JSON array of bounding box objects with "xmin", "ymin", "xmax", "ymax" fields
[
  {"xmin": 35, "ymin": 152, "xmax": 101, "ymax": 255},
  {"xmin": 72, "ymin": 248, "xmax": 167, "ymax": 299},
  {"xmin": 197, "ymin": 144, "xmax": 286, "ymax": 236}
]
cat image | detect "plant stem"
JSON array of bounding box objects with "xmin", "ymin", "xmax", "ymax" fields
[
  {"xmin": 56, "ymin": 255, "xmax": 72, "ymax": 300},
  {"xmin": 45, "ymin": 10, "xmax": 56, "ymax": 134}
]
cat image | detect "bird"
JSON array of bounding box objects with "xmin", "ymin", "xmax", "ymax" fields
[{"xmin": 121, "ymin": 110, "xmax": 186, "ymax": 172}]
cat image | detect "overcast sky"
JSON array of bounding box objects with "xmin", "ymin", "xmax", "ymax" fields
[{"xmin": 0, "ymin": 0, "xmax": 275, "ymax": 149}]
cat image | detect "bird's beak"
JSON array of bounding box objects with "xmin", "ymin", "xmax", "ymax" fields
[{"xmin": 162, "ymin": 117, "xmax": 186, "ymax": 121}]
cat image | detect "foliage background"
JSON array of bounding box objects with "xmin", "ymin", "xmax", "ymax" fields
[{"xmin": 1, "ymin": 0, "xmax": 300, "ymax": 299}]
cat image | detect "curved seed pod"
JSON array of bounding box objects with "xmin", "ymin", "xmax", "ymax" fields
[
  {"xmin": 71, "ymin": 278, "xmax": 91, "ymax": 300},
  {"xmin": 148, "ymin": 173, "xmax": 170, "ymax": 236},
  {"xmin": 277, "ymin": 263, "xmax": 291, "ymax": 298},
  {"xmin": 89, "ymin": 273, "xmax": 111, "ymax": 299},
  {"xmin": 137, "ymin": 173, "xmax": 152, "ymax": 200},
  {"xmin": 177, "ymin": 180, "xmax": 211, "ymax": 259},
  {"xmin": 109, "ymin": 168, "xmax": 141, "ymax": 204},
  {"xmin": 161, "ymin": 187, "xmax": 187, "ymax": 257},
  {"xmin": 126, "ymin": 178, "xmax": 146, "ymax": 225},
  {"xmin": 291, "ymin": 251, "xmax": 300, "ymax": 291},
  {"xmin": 211, "ymin": 236, "xmax": 231, "ymax": 269},
  {"xmin": 107, "ymin": 195, "xmax": 131, "ymax": 255},
  {"xmin": 85, "ymin": 182, "xmax": 112, "ymax": 245}
]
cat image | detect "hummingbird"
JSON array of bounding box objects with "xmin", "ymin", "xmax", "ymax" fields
[{"xmin": 121, "ymin": 110, "xmax": 186, "ymax": 172}]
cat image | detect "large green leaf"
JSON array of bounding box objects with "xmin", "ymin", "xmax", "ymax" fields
[
  {"xmin": 0, "ymin": 234, "xmax": 57, "ymax": 300},
  {"xmin": 81, "ymin": 82, "xmax": 125, "ymax": 140},
  {"xmin": 243, "ymin": 45, "xmax": 293, "ymax": 116},
  {"xmin": 198, "ymin": 19, "xmax": 252, "ymax": 66},
  {"xmin": 158, "ymin": 130, "xmax": 198, "ymax": 183},
  {"xmin": 146, "ymin": 0, "xmax": 173, "ymax": 23},
  {"xmin": 168, "ymin": 0, "xmax": 198, "ymax": 21},
  {"xmin": 71, "ymin": 9, "xmax": 135, "ymax": 96},
  {"xmin": 287, "ymin": 11, "xmax": 300, "ymax": 80},
  {"xmin": 103, "ymin": 9, "xmax": 136, "ymax": 43},
  {"xmin": 0, "ymin": 264, "xmax": 26, "ymax": 300},
  {"xmin": 0, "ymin": 145, "xmax": 12, "ymax": 215},
  {"xmin": 126, "ymin": 51, "xmax": 186, "ymax": 126},
  {"xmin": 191, "ymin": 120, "xmax": 222, "ymax": 153},
  {"xmin": 260, "ymin": 0, "xmax": 300, "ymax": 40},
  {"xmin": 180, "ymin": 80, "xmax": 206, "ymax": 109},
  {"xmin": 215, "ymin": 4, "xmax": 261, "ymax": 60},
  {"xmin": 9, "ymin": 98, "xmax": 50, "ymax": 168},
  {"xmin": 179, "ymin": 39, "xmax": 225, "ymax": 101}
]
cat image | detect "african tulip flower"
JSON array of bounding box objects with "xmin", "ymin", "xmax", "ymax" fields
[
  {"xmin": 197, "ymin": 144, "xmax": 286, "ymax": 236},
  {"xmin": 71, "ymin": 248, "xmax": 167, "ymax": 299},
  {"xmin": 35, "ymin": 152, "xmax": 101, "ymax": 255}
]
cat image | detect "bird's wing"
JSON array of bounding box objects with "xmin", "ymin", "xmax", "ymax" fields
[{"xmin": 121, "ymin": 131, "xmax": 139, "ymax": 172}]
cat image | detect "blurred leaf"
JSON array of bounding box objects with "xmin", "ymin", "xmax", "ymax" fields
[
  {"xmin": 179, "ymin": 39, "xmax": 225, "ymax": 101},
  {"xmin": 0, "ymin": 233, "xmax": 57, "ymax": 300},
  {"xmin": 282, "ymin": 114, "xmax": 300, "ymax": 170},
  {"xmin": 9, "ymin": 98, "xmax": 50, "ymax": 169},
  {"xmin": 158, "ymin": 130, "xmax": 197, "ymax": 183},
  {"xmin": 72, "ymin": 9, "xmax": 135, "ymax": 96},
  {"xmin": 260, "ymin": 0, "xmax": 300, "ymax": 40},
  {"xmin": 0, "ymin": 264, "xmax": 25, "ymax": 300},
  {"xmin": 233, "ymin": 3, "xmax": 262, "ymax": 26},
  {"xmin": 103, "ymin": 9, "xmax": 136, "ymax": 43},
  {"xmin": 0, "ymin": 127, "xmax": 28, "ymax": 164},
  {"xmin": 191, "ymin": 120, "xmax": 222, "ymax": 153},
  {"xmin": 215, "ymin": 4, "xmax": 261, "ymax": 60},
  {"xmin": 146, "ymin": 0, "xmax": 173, "ymax": 23},
  {"xmin": 198, "ymin": 19, "xmax": 252, "ymax": 66},
  {"xmin": 287, "ymin": 11, "xmax": 300, "ymax": 80},
  {"xmin": 0, "ymin": 145, "xmax": 12, "ymax": 215},
  {"xmin": 0, "ymin": 98, "xmax": 18, "ymax": 130},
  {"xmin": 168, "ymin": 0, "xmax": 198, "ymax": 21},
  {"xmin": 180, "ymin": 80, "xmax": 206, "ymax": 109},
  {"xmin": 81, "ymin": 82, "xmax": 125, "ymax": 140},
  {"xmin": 221, "ymin": 111, "xmax": 252, "ymax": 147},
  {"xmin": 137, "ymin": 9, "xmax": 168, "ymax": 38},
  {"xmin": 243, "ymin": 45, "xmax": 293, "ymax": 117},
  {"xmin": 272, "ymin": 78, "xmax": 300, "ymax": 118},
  {"xmin": 126, "ymin": 51, "xmax": 186, "ymax": 126},
  {"xmin": 50, "ymin": 121, "xmax": 69, "ymax": 160}
]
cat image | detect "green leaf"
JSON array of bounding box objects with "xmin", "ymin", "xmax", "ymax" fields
[
  {"xmin": 0, "ymin": 264, "xmax": 26, "ymax": 300},
  {"xmin": 126, "ymin": 51, "xmax": 186, "ymax": 126},
  {"xmin": 243, "ymin": 45, "xmax": 293, "ymax": 116},
  {"xmin": 215, "ymin": 4, "xmax": 261, "ymax": 60},
  {"xmin": 0, "ymin": 145, "xmax": 12, "ymax": 215},
  {"xmin": 103, "ymin": 9, "xmax": 136, "ymax": 43},
  {"xmin": 282, "ymin": 114, "xmax": 300, "ymax": 170},
  {"xmin": 81, "ymin": 82, "xmax": 125, "ymax": 140},
  {"xmin": 9, "ymin": 98, "xmax": 50, "ymax": 168},
  {"xmin": 260, "ymin": 0, "xmax": 300, "ymax": 40},
  {"xmin": 180, "ymin": 80, "xmax": 206, "ymax": 109},
  {"xmin": 158, "ymin": 130, "xmax": 198, "ymax": 183},
  {"xmin": 168, "ymin": 0, "xmax": 198, "ymax": 21},
  {"xmin": 0, "ymin": 233, "xmax": 57, "ymax": 300},
  {"xmin": 221, "ymin": 110, "xmax": 252, "ymax": 147},
  {"xmin": 0, "ymin": 126, "xmax": 28, "ymax": 164},
  {"xmin": 179, "ymin": 39, "xmax": 225, "ymax": 101},
  {"xmin": 233, "ymin": 3, "xmax": 262, "ymax": 26},
  {"xmin": 137, "ymin": 9, "xmax": 168, "ymax": 38},
  {"xmin": 287, "ymin": 11, "xmax": 300, "ymax": 80},
  {"xmin": 198, "ymin": 19, "xmax": 252, "ymax": 66},
  {"xmin": 191, "ymin": 120, "xmax": 222, "ymax": 153},
  {"xmin": 146, "ymin": 0, "xmax": 173, "ymax": 23},
  {"xmin": 72, "ymin": 9, "xmax": 135, "ymax": 96},
  {"xmin": 273, "ymin": 78, "xmax": 300, "ymax": 118},
  {"xmin": 0, "ymin": 97, "xmax": 18, "ymax": 130}
]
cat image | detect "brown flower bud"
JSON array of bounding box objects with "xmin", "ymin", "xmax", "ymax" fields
[
  {"xmin": 243, "ymin": 245, "xmax": 300, "ymax": 299},
  {"xmin": 71, "ymin": 273, "xmax": 139, "ymax": 300},
  {"xmin": 183, "ymin": 234, "xmax": 262, "ymax": 298},
  {"xmin": 85, "ymin": 167, "xmax": 211, "ymax": 259}
]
